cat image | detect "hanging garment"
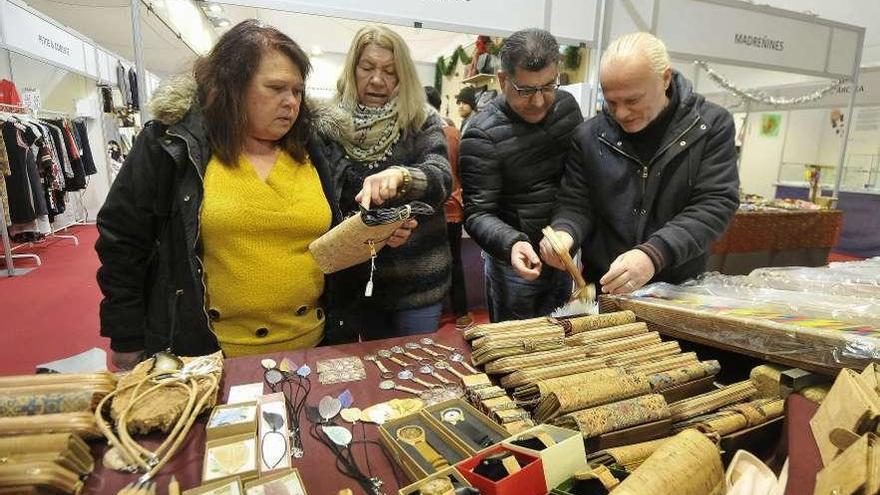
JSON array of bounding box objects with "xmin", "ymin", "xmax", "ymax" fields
[
  {"xmin": 73, "ymin": 120, "xmax": 96, "ymax": 175},
  {"xmin": 44, "ymin": 123, "xmax": 73, "ymax": 178},
  {"xmin": 2, "ymin": 120, "xmax": 48, "ymax": 225},
  {"xmin": 128, "ymin": 68, "xmax": 139, "ymax": 110},
  {"xmin": 0, "ymin": 80, "xmax": 21, "ymax": 107},
  {"xmin": 0, "ymin": 130, "xmax": 11, "ymax": 226},
  {"xmin": 117, "ymin": 62, "xmax": 131, "ymax": 108},
  {"xmin": 100, "ymin": 87, "xmax": 113, "ymax": 113}
]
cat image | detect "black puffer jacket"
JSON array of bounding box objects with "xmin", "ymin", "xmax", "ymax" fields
[
  {"xmin": 552, "ymin": 71, "xmax": 740, "ymax": 285},
  {"xmin": 460, "ymin": 90, "xmax": 582, "ymax": 261},
  {"xmin": 95, "ymin": 76, "xmax": 344, "ymax": 356}
]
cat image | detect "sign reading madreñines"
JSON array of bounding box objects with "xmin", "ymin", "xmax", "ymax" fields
[{"xmin": 733, "ymin": 33, "xmax": 784, "ymax": 51}]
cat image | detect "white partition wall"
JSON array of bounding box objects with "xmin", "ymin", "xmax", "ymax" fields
[{"xmin": 601, "ymin": 0, "xmax": 864, "ymax": 198}]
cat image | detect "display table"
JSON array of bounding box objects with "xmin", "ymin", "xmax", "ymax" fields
[
  {"xmin": 708, "ymin": 209, "xmax": 843, "ymax": 275},
  {"xmin": 85, "ymin": 329, "xmax": 471, "ymax": 495},
  {"xmin": 776, "ymin": 184, "xmax": 880, "ymax": 258},
  {"xmin": 783, "ymin": 394, "xmax": 823, "ymax": 495}
]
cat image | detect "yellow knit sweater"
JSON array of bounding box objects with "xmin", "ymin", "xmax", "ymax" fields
[{"xmin": 200, "ymin": 151, "xmax": 330, "ymax": 357}]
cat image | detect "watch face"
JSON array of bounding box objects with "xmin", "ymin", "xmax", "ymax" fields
[
  {"xmin": 441, "ymin": 407, "xmax": 463, "ymax": 424},
  {"xmin": 397, "ymin": 425, "xmax": 425, "ymax": 442}
]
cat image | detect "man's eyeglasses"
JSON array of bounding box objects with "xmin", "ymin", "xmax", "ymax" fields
[{"xmin": 510, "ymin": 79, "xmax": 559, "ymax": 98}]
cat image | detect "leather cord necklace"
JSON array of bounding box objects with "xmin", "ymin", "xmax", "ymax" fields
[{"xmin": 95, "ymin": 354, "xmax": 221, "ymax": 482}]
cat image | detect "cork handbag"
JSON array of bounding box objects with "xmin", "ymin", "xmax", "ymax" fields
[{"xmin": 309, "ymin": 202, "xmax": 434, "ymax": 274}]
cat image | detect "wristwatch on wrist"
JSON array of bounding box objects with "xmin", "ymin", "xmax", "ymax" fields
[
  {"xmin": 396, "ymin": 425, "xmax": 449, "ymax": 471},
  {"xmin": 392, "ymin": 166, "xmax": 412, "ymax": 198},
  {"xmin": 441, "ymin": 407, "xmax": 494, "ymax": 448}
]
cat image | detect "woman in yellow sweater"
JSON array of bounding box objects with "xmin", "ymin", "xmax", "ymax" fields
[{"xmin": 96, "ymin": 20, "xmax": 413, "ymax": 368}]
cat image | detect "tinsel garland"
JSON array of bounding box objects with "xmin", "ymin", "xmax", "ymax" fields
[{"xmin": 695, "ymin": 60, "xmax": 848, "ymax": 107}]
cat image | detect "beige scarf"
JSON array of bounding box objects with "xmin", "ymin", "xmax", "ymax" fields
[{"xmin": 337, "ymin": 97, "xmax": 401, "ymax": 165}]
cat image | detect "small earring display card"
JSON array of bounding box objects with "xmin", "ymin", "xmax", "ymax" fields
[
  {"xmin": 244, "ymin": 468, "xmax": 308, "ymax": 495},
  {"xmin": 207, "ymin": 402, "xmax": 259, "ymax": 441},
  {"xmin": 316, "ymin": 356, "xmax": 366, "ymax": 385},
  {"xmin": 258, "ymin": 392, "xmax": 292, "ymax": 474},
  {"xmin": 203, "ymin": 434, "xmax": 258, "ymax": 483}
]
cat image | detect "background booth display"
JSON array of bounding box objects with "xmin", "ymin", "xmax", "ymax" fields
[{"xmin": 0, "ymin": 0, "xmax": 204, "ymax": 277}]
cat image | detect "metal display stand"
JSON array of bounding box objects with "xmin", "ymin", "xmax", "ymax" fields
[{"xmin": 0, "ymin": 201, "xmax": 34, "ymax": 277}]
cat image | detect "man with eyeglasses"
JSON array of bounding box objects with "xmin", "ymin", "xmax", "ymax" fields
[
  {"xmin": 460, "ymin": 28, "xmax": 583, "ymax": 322},
  {"xmin": 541, "ymin": 32, "xmax": 738, "ymax": 295}
]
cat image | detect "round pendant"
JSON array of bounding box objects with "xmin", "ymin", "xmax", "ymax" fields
[
  {"xmin": 405, "ymin": 342, "xmax": 421, "ymax": 350},
  {"xmin": 419, "ymin": 365, "xmax": 435, "ymax": 375},
  {"xmin": 340, "ymin": 407, "xmax": 362, "ymax": 423},
  {"xmin": 379, "ymin": 380, "xmax": 396, "ymax": 390},
  {"xmin": 260, "ymin": 430, "xmax": 286, "ymax": 469},
  {"xmin": 265, "ymin": 368, "xmax": 284, "ymax": 386},
  {"xmin": 318, "ymin": 396, "xmax": 342, "ymax": 421},
  {"xmin": 322, "ymin": 425, "xmax": 353, "ymax": 447},
  {"xmin": 397, "ymin": 369, "xmax": 414, "ymax": 380}
]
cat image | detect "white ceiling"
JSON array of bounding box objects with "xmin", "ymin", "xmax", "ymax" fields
[
  {"xmin": 24, "ymin": 0, "xmax": 198, "ymax": 76},
  {"xmin": 218, "ymin": 4, "xmax": 475, "ymax": 63},
  {"xmin": 15, "ymin": 0, "xmax": 880, "ymax": 80}
]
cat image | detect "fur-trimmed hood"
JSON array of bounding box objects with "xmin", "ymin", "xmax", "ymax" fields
[
  {"xmin": 148, "ymin": 74, "xmax": 199, "ymax": 126},
  {"xmin": 147, "ymin": 73, "xmax": 439, "ymax": 136}
]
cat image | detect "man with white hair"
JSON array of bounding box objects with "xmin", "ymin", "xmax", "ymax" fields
[{"xmin": 541, "ymin": 32, "xmax": 739, "ymax": 293}]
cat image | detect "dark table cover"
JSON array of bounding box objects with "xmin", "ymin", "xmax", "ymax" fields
[{"xmin": 85, "ymin": 328, "xmax": 470, "ymax": 494}]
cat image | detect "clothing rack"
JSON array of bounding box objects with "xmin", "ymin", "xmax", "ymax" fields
[
  {"xmin": 0, "ymin": 103, "xmax": 39, "ymax": 275},
  {"xmin": 0, "ymin": 105, "xmax": 88, "ymax": 275}
]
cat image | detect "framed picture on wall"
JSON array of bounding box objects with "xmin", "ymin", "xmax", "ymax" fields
[{"xmin": 761, "ymin": 114, "xmax": 782, "ymax": 137}]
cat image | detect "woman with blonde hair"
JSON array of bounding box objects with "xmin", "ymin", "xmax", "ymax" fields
[{"xmin": 316, "ymin": 25, "xmax": 452, "ymax": 341}]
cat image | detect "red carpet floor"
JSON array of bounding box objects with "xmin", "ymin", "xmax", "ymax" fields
[
  {"xmin": 0, "ymin": 225, "xmax": 107, "ymax": 375},
  {"xmin": 0, "ymin": 225, "xmax": 486, "ymax": 375}
]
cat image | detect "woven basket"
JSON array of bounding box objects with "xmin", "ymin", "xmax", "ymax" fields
[
  {"xmin": 471, "ymin": 325, "xmax": 563, "ymax": 350},
  {"xmin": 583, "ymin": 332, "xmax": 662, "ymax": 357},
  {"xmin": 693, "ymin": 398, "xmax": 784, "ymax": 436},
  {"xmin": 605, "ymin": 341, "xmax": 681, "ymax": 367},
  {"xmin": 647, "ymin": 360, "xmax": 721, "ymax": 392},
  {"xmin": 628, "ymin": 352, "xmax": 699, "ymax": 375},
  {"xmin": 611, "ymin": 429, "xmax": 724, "ymax": 495},
  {"xmin": 564, "ymin": 322, "xmax": 648, "ymax": 346},
  {"xmin": 533, "ymin": 369, "xmax": 652, "ymax": 422},
  {"xmin": 559, "ymin": 311, "xmax": 637, "ymax": 335},
  {"xmin": 552, "ymin": 394, "xmax": 670, "ymax": 438},
  {"xmin": 484, "ymin": 346, "xmax": 587, "ymax": 375},
  {"xmin": 668, "ymin": 380, "xmax": 758, "ymax": 422},
  {"xmin": 513, "ymin": 367, "xmax": 619, "ymax": 403},
  {"xmin": 463, "ymin": 317, "xmax": 555, "ymax": 340},
  {"xmin": 588, "ymin": 436, "xmax": 672, "ymax": 472},
  {"xmin": 500, "ymin": 357, "xmax": 608, "ymax": 389}
]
